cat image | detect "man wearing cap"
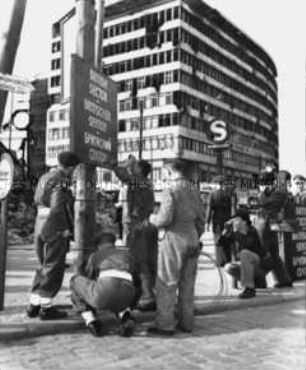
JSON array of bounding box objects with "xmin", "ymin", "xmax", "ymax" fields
[
  {"xmin": 70, "ymin": 229, "xmax": 139, "ymax": 337},
  {"xmin": 206, "ymin": 175, "xmax": 236, "ymax": 266},
  {"xmin": 255, "ymin": 170, "xmax": 293, "ymax": 288},
  {"xmin": 224, "ymin": 209, "xmax": 270, "ymax": 298},
  {"xmin": 27, "ymin": 151, "xmax": 80, "ymax": 320}
]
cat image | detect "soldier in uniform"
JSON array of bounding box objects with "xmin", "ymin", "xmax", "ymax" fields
[
  {"xmin": 70, "ymin": 229, "xmax": 139, "ymax": 337},
  {"xmin": 113, "ymin": 155, "xmax": 158, "ymax": 312},
  {"xmin": 148, "ymin": 159, "xmax": 205, "ymax": 336},
  {"xmin": 27, "ymin": 151, "xmax": 80, "ymax": 320}
]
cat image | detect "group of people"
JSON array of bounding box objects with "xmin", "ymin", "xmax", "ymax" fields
[
  {"xmin": 209, "ymin": 165, "xmax": 304, "ymax": 299},
  {"xmin": 25, "ymin": 151, "xmax": 302, "ymax": 337},
  {"xmin": 26, "ymin": 151, "xmax": 205, "ymax": 337}
]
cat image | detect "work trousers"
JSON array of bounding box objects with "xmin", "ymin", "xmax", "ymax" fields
[
  {"xmin": 127, "ymin": 221, "xmax": 158, "ymax": 305},
  {"xmin": 31, "ymin": 233, "xmax": 69, "ymax": 299},
  {"xmin": 70, "ymin": 275, "xmax": 136, "ymax": 314},
  {"xmin": 155, "ymin": 255, "xmax": 198, "ymax": 332},
  {"xmin": 255, "ymin": 217, "xmax": 291, "ymax": 285},
  {"xmin": 225, "ymin": 250, "xmax": 266, "ymax": 289}
]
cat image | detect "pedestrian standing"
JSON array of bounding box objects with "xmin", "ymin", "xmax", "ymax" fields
[
  {"xmin": 27, "ymin": 151, "xmax": 80, "ymax": 320},
  {"xmin": 255, "ymin": 170, "xmax": 293, "ymax": 288},
  {"xmin": 113, "ymin": 155, "xmax": 158, "ymax": 311},
  {"xmin": 206, "ymin": 175, "xmax": 235, "ymax": 266},
  {"xmin": 148, "ymin": 159, "xmax": 205, "ymax": 336}
]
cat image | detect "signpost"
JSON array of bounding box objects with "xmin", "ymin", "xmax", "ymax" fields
[
  {"xmin": 208, "ymin": 119, "xmax": 230, "ymax": 174},
  {"xmin": 0, "ymin": 72, "xmax": 34, "ymax": 94},
  {"xmin": 0, "ymin": 153, "xmax": 14, "ymax": 310},
  {"xmin": 70, "ymin": 54, "xmax": 117, "ymax": 167}
]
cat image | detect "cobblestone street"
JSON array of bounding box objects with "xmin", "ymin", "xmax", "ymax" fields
[{"xmin": 0, "ymin": 300, "xmax": 304, "ymax": 370}]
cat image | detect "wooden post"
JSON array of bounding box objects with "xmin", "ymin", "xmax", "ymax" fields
[
  {"xmin": 94, "ymin": 0, "xmax": 104, "ymax": 71},
  {"xmin": 0, "ymin": 198, "xmax": 8, "ymax": 310},
  {"xmin": 0, "ymin": 0, "xmax": 27, "ymax": 127},
  {"xmin": 74, "ymin": 0, "xmax": 97, "ymax": 274}
]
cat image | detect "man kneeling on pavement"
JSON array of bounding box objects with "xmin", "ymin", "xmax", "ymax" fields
[
  {"xmin": 70, "ymin": 228, "xmax": 140, "ymax": 337},
  {"xmin": 222, "ymin": 209, "xmax": 273, "ymax": 299}
]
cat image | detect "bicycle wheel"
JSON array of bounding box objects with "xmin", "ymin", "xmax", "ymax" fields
[{"xmin": 194, "ymin": 251, "xmax": 228, "ymax": 314}]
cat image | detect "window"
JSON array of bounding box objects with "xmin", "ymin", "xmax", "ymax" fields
[
  {"xmin": 173, "ymin": 6, "xmax": 179, "ymax": 19},
  {"xmin": 165, "ymin": 71, "xmax": 173, "ymax": 84},
  {"xmin": 165, "ymin": 93, "xmax": 172, "ymax": 105},
  {"xmin": 50, "ymin": 76, "xmax": 61, "ymax": 87},
  {"xmin": 49, "ymin": 111, "xmax": 55, "ymax": 122},
  {"xmin": 119, "ymin": 120, "xmax": 126, "ymax": 132},
  {"xmin": 152, "ymin": 54, "xmax": 158, "ymax": 66},
  {"xmin": 166, "ymin": 8, "xmax": 172, "ymax": 21},
  {"xmin": 166, "ymin": 50, "xmax": 172, "ymax": 63},
  {"xmin": 138, "ymin": 77, "xmax": 146, "ymax": 89},
  {"xmin": 59, "ymin": 109, "xmax": 66, "ymax": 121},
  {"xmin": 51, "ymin": 59, "xmax": 60, "ymax": 70},
  {"xmin": 51, "ymin": 41, "xmax": 61, "ymax": 53}
]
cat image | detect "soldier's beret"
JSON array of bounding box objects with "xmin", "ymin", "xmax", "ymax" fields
[{"xmin": 57, "ymin": 151, "xmax": 80, "ymax": 167}]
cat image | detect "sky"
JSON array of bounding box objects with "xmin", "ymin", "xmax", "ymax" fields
[{"xmin": 1, "ymin": 0, "xmax": 305, "ymax": 175}]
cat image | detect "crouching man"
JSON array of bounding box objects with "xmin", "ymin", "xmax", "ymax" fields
[
  {"xmin": 70, "ymin": 229, "xmax": 139, "ymax": 337},
  {"xmin": 223, "ymin": 209, "xmax": 272, "ymax": 299}
]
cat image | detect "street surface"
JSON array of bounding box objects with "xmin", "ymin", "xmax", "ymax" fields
[{"xmin": 0, "ymin": 300, "xmax": 304, "ymax": 370}]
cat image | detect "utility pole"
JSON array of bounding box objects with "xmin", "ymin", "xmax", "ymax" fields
[
  {"xmin": 74, "ymin": 0, "xmax": 97, "ymax": 274},
  {"xmin": 0, "ymin": 0, "xmax": 27, "ymax": 127}
]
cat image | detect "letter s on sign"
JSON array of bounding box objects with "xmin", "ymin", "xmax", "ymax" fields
[{"xmin": 210, "ymin": 120, "xmax": 228, "ymax": 143}]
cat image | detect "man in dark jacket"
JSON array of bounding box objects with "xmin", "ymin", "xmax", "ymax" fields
[
  {"xmin": 224, "ymin": 209, "xmax": 271, "ymax": 298},
  {"xmin": 70, "ymin": 229, "xmax": 139, "ymax": 337},
  {"xmin": 27, "ymin": 151, "xmax": 80, "ymax": 320},
  {"xmin": 206, "ymin": 175, "xmax": 235, "ymax": 266},
  {"xmin": 113, "ymin": 155, "xmax": 158, "ymax": 311},
  {"xmin": 255, "ymin": 170, "xmax": 293, "ymax": 288}
]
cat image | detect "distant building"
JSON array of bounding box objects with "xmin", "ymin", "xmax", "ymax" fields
[{"xmin": 48, "ymin": 0, "xmax": 279, "ymax": 195}]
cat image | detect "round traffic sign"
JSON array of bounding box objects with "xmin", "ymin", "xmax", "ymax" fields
[{"xmin": 0, "ymin": 153, "xmax": 14, "ymax": 200}]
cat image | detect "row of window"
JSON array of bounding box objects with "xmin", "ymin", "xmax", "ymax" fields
[
  {"xmin": 119, "ymin": 92, "xmax": 173, "ymax": 112},
  {"xmin": 181, "ymin": 7, "xmax": 276, "ymax": 84},
  {"xmin": 118, "ymin": 87, "xmax": 277, "ymax": 142},
  {"xmin": 48, "ymin": 127, "xmax": 70, "ymax": 141},
  {"xmin": 118, "ymin": 112, "xmax": 180, "ymax": 132},
  {"xmin": 49, "ymin": 108, "xmax": 69, "ymax": 122},
  {"xmin": 103, "ymin": 33, "xmax": 276, "ymax": 109},
  {"xmin": 103, "ymin": 27, "xmax": 179, "ymax": 57},
  {"xmin": 47, "ymin": 144, "xmax": 70, "ymax": 158},
  {"xmin": 118, "ymin": 134, "xmax": 177, "ymax": 154},
  {"xmin": 103, "ymin": 6, "xmax": 179, "ymax": 39}
]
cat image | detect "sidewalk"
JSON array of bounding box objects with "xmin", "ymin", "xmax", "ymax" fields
[{"xmin": 1, "ymin": 232, "xmax": 305, "ymax": 341}]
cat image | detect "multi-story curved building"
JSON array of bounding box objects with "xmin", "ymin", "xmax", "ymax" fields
[
  {"xmin": 46, "ymin": 0, "xmax": 278, "ymax": 194},
  {"xmin": 102, "ymin": 0, "xmax": 278, "ymax": 190}
]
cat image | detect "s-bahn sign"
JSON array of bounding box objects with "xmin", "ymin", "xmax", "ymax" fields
[
  {"xmin": 209, "ymin": 120, "xmax": 229, "ymax": 144},
  {"xmin": 70, "ymin": 54, "xmax": 117, "ymax": 167},
  {"xmin": 0, "ymin": 153, "xmax": 14, "ymax": 200}
]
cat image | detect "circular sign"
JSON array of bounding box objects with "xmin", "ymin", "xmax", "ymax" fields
[
  {"xmin": 209, "ymin": 120, "xmax": 229, "ymax": 144},
  {"xmin": 0, "ymin": 153, "xmax": 14, "ymax": 200},
  {"xmin": 13, "ymin": 110, "xmax": 30, "ymax": 130}
]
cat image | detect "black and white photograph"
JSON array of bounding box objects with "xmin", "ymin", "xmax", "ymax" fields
[{"xmin": 0, "ymin": 0, "xmax": 305, "ymax": 369}]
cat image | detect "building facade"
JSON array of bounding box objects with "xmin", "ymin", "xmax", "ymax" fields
[{"xmin": 47, "ymin": 0, "xmax": 278, "ymax": 192}]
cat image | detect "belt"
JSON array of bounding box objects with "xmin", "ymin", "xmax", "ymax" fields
[
  {"xmin": 37, "ymin": 207, "xmax": 50, "ymax": 217},
  {"xmin": 98, "ymin": 269, "xmax": 132, "ymax": 282}
]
